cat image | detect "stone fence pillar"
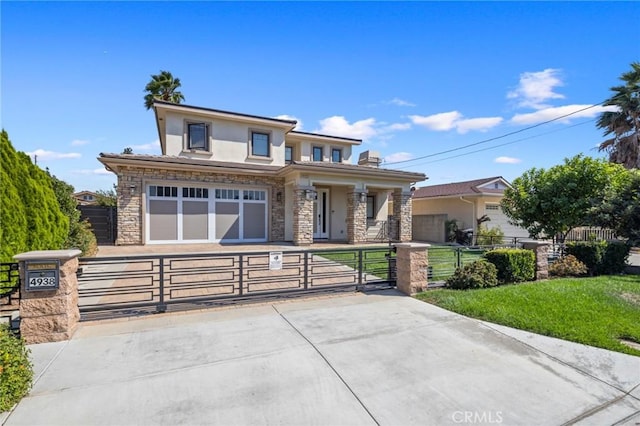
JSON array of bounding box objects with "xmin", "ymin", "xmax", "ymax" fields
[
  {"xmin": 14, "ymin": 250, "xmax": 82, "ymax": 344},
  {"xmin": 395, "ymin": 243, "xmax": 430, "ymax": 295},
  {"xmin": 522, "ymin": 241, "xmax": 550, "ymax": 281}
]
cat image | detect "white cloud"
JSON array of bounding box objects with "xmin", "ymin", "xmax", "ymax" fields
[
  {"xmin": 72, "ymin": 168, "xmax": 113, "ymax": 175},
  {"xmin": 507, "ymin": 68, "xmax": 565, "ymax": 109},
  {"xmin": 275, "ymin": 114, "xmax": 303, "ymax": 130},
  {"xmin": 510, "ymin": 104, "xmax": 618, "ymax": 125},
  {"xmin": 70, "ymin": 139, "xmax": 89, "ymax": 146},
  {"xmin": 131, "ymin": 139, "xmax": 161, "ymax": 151},
  {"xmin": 315, "ymin": 116, "xmax": 378, "ymax": 139},
  {"xmin": 410, "ymin": 111, "xmax": 502, "ymax": 133},
  {"xmin": 384, "ymin": 122, "xmax": 412, "ymax": 131},
  {"xmin": 494, "ymin": 156, "xmax": 522, "ymax": 164},
  {"xmin": 456, "ymin": 117, "xmax": 504, "ymax": 134},
  {"xmin": 26, "ymin": 149, "xmax": 81, "ymax": 161},
  {"xmin": 384, "ymin": 152, "xmax": 414, "ymax": 163},
  {"xmin": 388, "ymin": 98, "xmax": 416, "ymax": 107},
  {"xmin": 409, "ymin": 111, "xmax": 462, "ymax": 131}
]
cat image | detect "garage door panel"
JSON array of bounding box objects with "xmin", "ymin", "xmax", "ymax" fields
[
  {"xmin": 243, "ymin": 203, "xmax": 266, "ymax": 239},
  {"xmin": 216, "ymin": 202, "xmax": 240, "ymax": 240},
  {"xmin": 149, "ymin": 200, "xmax": 178, "ymax": 241},
  {"xmin": 183, "ymin": 201, "xmax": 208, "ymax": 240}
]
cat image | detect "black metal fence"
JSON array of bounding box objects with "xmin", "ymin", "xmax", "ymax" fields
[
  {"xmin": 77, "ymin": 247, "xmax": 396, "ymax": 321},
  {"xmin": 0, "ymin": 263, "xmax": 21, "ymax": 328}
]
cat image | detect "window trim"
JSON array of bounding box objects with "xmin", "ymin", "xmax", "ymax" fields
[
  {"xmin": 184, "ymin": 121, "xmax": 210, "ymax": 152},
  {"xmin": 248, "ymin": 129, "xmax": 272, "ymax": 159},
  {"xmin": 312, "ymin": 146, "xmax": 324, "ymax": 162}
]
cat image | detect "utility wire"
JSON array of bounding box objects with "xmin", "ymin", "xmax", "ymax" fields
[
  {"xmin": 384, "ymin": 103, "xmax": 604, "ymax": 166},
  {"xmin": 396, "ymin": 119, "xmax": 595, "ymax": 170}
]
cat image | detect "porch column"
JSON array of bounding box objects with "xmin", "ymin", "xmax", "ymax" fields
[
  {"xmin": 293, "ymin": 186, "xmax": 314, "ymax": 246},
  {"xmin": 395, "ymin": 243, "xmax": 429, "ymax": 295},
  {"xmin": 14, "ymin": 250, "xmax": 82, "ymax": 344},
  {"xmin": 392, "ymin": 188, "xmax": 413, "ymax": 242},
  {"xmin": 347, "ymin": 189, "xmax": 367, "ymax": 244}
]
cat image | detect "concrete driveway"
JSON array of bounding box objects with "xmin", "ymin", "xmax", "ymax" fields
[{"xmin": 3, "ymin": 291, "xmax": 640, "ymax": 425}]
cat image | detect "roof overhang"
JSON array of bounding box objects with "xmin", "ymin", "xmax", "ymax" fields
[
  {"xmin": 286, "ymin": 131, "xmax": 362, "ymax": 146},
  {"xmin": 277, "ymin": 162, "xmax": 426, "ymax": 183}
]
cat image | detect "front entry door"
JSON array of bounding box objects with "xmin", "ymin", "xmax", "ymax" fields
[{"xmin": 313, "ymin": 189, "xmax": 329, "ymax": 239}]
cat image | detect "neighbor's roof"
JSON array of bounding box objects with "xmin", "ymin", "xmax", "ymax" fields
[{"xmin": 412, "ymin": 176, "xmax": 509, "ymax": 199}]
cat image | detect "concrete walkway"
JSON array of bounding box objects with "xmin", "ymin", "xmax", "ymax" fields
[{"xmin": 3, "ymin": 291, "xmax": 640, "ymax": 425}]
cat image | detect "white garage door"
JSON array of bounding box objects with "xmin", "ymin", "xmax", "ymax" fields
[
  {"xmin": 146, "ymin": 184, "xmax": 268, "ymax": 244},
  {"xmin": 484, "ymin": 204, "xmax": 529, "ymax": 239}
]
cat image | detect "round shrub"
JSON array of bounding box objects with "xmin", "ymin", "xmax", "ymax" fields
[
  {"xmin": 549, "ymin": 255, "xmax": 588, "ymax": 277},
  {"xmin": 484, "ymin": 248, "xmax": 536, "ymax": 283},
  {"xmin": 0, "ymin": 326, "xmax": 33, "ymax": 412},
  {"xmin": 446, "ymin": 260, "xmax": 498, "ymax": 290}
]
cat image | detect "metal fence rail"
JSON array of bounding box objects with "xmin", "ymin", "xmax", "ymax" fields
[
  {"xmin": 0, "ymin": 262, "xmax": 21, "ymax": 328},
  {"xmin": 78, "ymin": 247, "xmax": 396, "ymax": 320}
]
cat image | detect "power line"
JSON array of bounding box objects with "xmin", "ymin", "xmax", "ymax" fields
[
  {"xmin": 384, "ymin": 103, "xmax": 603, "ymax": 166},
  {"xmin": 396, "ymin": 119, "xmax": 595, "ymax": 170}
]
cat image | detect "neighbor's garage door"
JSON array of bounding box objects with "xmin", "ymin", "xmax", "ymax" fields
[
  {"xmin": 484, "ymin": 204, "xmax": 529, "ymax": 238},
  {"xmin": 146, "ymin": 184, "xmax": 267, "ymax": 243}
]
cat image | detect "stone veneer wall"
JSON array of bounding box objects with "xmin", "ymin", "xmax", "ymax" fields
[
  {"xmin": 392, "ymin": 189, "xmax": 413, "ymax": 242},
  {"xmin": 347, "ymin": 190, "xmax": 367, "ymax": 244},
  {"xmin": 522, "ymin": 241, "xmax": 550, "ymax": 280},
  {"xmin": 116, "ymin": 166, "xmax": 285, "ymax": 245},
  {"xmin": 292, "ymin": 188, "xmax": 314, "ymax": 245}
]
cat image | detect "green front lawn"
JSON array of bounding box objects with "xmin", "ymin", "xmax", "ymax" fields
[{"xmin": 416, "ymin": 275, "xmax": 640, "ymax": 356}]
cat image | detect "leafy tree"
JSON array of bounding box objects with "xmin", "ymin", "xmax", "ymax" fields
[
  {"xmin": 597, "ymin": 62, "xmax": 640, "ymax": 169},
  {"xmin": 501, "ymin": 155, "xmax": 628, "ymax": 243},
  {"xmin": 46, "ymin": 169, "xmax": 98, "ymax": 256},
  {"xmin": 121, "ymin": 147, "xmax": 133, "ymax": 154},
  {"xmin": 143, "ymin": 70, "xmax": 185, "ymax": 110},
  {"xmin": 95, "ymin": 184, "xmax": 117, "ymax": 207},
  {"xmin": 591, "ymin": 170, "xmax": 640, "ymax": 244},
  {"xmin": 0, "ymin": 130, "xmax": 68, "ymax": 261}
]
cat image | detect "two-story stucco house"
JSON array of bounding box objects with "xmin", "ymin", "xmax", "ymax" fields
[{"xmin": 98, "ymin": 101, "xmax": 426, "ymax": 246}]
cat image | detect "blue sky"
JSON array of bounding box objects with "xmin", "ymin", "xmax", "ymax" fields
[{"xmin": 2, "ymin": 1, "xmax": 639, "ymax": 192}]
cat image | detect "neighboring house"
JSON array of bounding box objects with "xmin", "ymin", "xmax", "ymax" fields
[
  {"xmin": 410, "ymin": 176, "xmax": 530, "ymax": 243},
  {"xmin": 98, "ymin": 101, "xmax": 426, "ymax": 246},
  {"xmin": 73, "ymin": 190, "xmax": 99, "ymax": 206}
]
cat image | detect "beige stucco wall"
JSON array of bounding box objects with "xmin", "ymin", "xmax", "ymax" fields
[
  {"xmin": 292, "ymin": 140, "xmax": 353, "ymax": 163},
  {"xmin": 164, "ymin": 112, "xmax": 287, "ymax": 166}
]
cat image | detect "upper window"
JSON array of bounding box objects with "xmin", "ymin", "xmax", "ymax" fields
[
  {"xmin": 331, "ymin": 148, "xmax": 342, "ymax": 163},
  {"xmin": 251, "ymin": 132, "xmax": 270, "ymax": 157},
  {"xmin": 312, "ymin": 146, "xmax": 323, "ymax": 162},
  {"xmin": 366, "ymin": 196, "xmax": 375, "ymax": 219},
  {"xmin": 486, "ymin": 204, "xmax": 500, "ymax": 211},
  {"xmin": 187, "ymin": 122, "xmax": 208, "ymax": 151},
  {"xmin": 285, "ymin": 146, "xmax": 293, "ymax": 164}
]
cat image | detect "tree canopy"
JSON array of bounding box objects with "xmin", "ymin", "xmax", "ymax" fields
[
  {"xmin": 501, "ymin": 155, "xmax": 629, "ymax": 242},
  {"xmin": 143, "ymin": 70, "xmax": 185, "ymax": 110},
  {"xmin": 590, "ymin": 170, "xmax": 640, "ymax": 244},
  {"xmin": 597, "ymin": 62, "xmax": 640, "ymax": 169}
]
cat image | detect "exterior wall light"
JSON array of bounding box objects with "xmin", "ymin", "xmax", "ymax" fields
[
  {"xmin": 276, "ymin": 192, "xmax": 282, "ymax": 202},
  {"xmin": 305, "ymin": 189, "xmax": 317, "ymax": 200},
  {"xmin": 360, "ymin": 192, "xmax": 368, "ymax": 202},
  {"xmin": 129, "ymin": 184, "xmax": 136, "ymax": 195}
]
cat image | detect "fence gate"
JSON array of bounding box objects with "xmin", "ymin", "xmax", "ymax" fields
[
  {"xmin": 0, "ymin": 262, "xmax": 21, "ymax": 330},
  {"xmin": 77, "ymin": 247, "xmax": 396, "ymax": 321},
  {"xmin": 79, "ymin": 205, "xmax": 117, "ymax": 245}
]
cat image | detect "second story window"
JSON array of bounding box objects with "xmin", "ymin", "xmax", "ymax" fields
[
  {"xmin": 187, "ymin": 122, "xmax": 208, "ymax": 151},
  {"xmin": 331, "ymin": 148, "xmax": 342, "ymax": 163},
  {"xmin": 251, "ymin": 132, "xmax": 270, "ymax": 157},
  {"xmin": 312, "ymin": 146, "xmax": 323, "ymax": 162},
  {"xmin": 285, "ymin": 146, "xmax": 293, "ymax": 164}
]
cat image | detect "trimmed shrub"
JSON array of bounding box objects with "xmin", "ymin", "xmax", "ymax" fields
[
  {"xmin": 484, "ymin": 248, "xmax": 535, "ymax": 283},
  {"xmin": 549, "ymin": 255, "xmax": 588, "ymax": 277},
  {"xmin": 565, "ymin": 241, "xmax": 630, "ymax": 276},
  {"xmin": 0, "ymin": 326, "xmax": 33, "ymax": 412},
  {"xmin": 446, "ymin": 260, "xmax": 498, "ymax": 290}
]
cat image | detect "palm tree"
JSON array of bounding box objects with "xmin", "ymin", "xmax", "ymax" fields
[
  {"xmin": 143, "ymin": 70, "xmax": 185, "ymax": 110},
  {"xmin": 597, "ymin": 62, "xmax": 640, "ymax": 169}
]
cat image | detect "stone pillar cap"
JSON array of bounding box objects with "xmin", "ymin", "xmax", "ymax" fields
[
  {"xmin": 521, "ymin": 241, "xmax": 551, "ymax": 247},
  {"xmin": 394, "ymin": 243, "xmax": 431, "ymax": 249},
  {"xmin": 14, "ymin": 249, "xmax": 82, "ymax": 261}
]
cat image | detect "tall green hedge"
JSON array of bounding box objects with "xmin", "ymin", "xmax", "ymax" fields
[
  {"xmin": 565, "ymin": 241, "xmax": 630, "ymax": 276},
  {"xmin": 484, "ymin": 248, "xmax": 536, "ymax": 283},
  {"xmin": 0, "ymin": 130, "xmax": 68, "ymax": 262}
]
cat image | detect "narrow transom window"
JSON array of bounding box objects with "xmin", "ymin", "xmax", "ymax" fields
[
  {"xmin": 366, "ymin": 196, "xmax": 375, "ymax": 219},
  {"xmin": 331, "ymin": 148, "xmax": 342, "ymax": 163},
  {"xmin": 251, "ymin": 132, "xmax": 270, "ymax": 157},
  {"xmin": 149, "ymin": 185, "xmax": 178, "ymax": 197},
  {"xmin": 182, "ymin": 187, "xmax": 209, "ymax": 199},
  {"xmin": 285, "ymin": 146, "xmax": 293, "ymax": 163},
  {"xmin": 188, "ymin": 123, "xmax": 208, "ymax": 150},
  {"xmin": 312, "ymin": 146, "xmax": 323, "ymax": 162}
]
